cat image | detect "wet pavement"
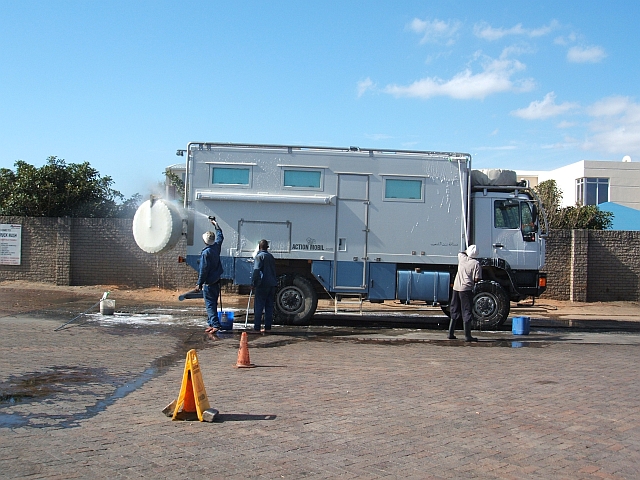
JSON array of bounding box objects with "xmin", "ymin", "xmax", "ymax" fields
[{"xmin": 1, "ymin": 284, "xmax": 640, "ymax": 478}]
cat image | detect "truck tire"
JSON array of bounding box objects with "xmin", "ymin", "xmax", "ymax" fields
[
  {"xmin": 472, "ymin": 281, "xmax": 510, "ymax": 330},
  {"xmin": 274, "ymin": 275, "xmax": 318, "ymax": 325}
]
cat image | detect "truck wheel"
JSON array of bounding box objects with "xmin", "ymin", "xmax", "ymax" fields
[
  {"xmin": 274, "ymin": 275, "xmax": 318, "ymax": 325},
  {"xmin": 472, "ymin": 281, "xmax": 510, "ymax": 330}
]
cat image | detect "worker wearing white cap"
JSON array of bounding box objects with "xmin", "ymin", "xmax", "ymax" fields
[
  {"xmin": 195, "ymin": 218, "xmax": 224, "ymax": 333},
  {"xmin": 448, "ymin": 245, "xmax": 482, "ymax": 342}
]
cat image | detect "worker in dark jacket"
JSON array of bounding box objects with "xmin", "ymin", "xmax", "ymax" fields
[
  {"xmin": 195, "ymin": 219, "xmax": 224, "ymax": 333},
  {"xmin": 252, "ymin": 239, "xmax": 278, "ymax": 333}
]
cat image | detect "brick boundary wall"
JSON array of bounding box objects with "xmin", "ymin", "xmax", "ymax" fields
[
  {"xmin": 1, "ymin": 217, "xmax": 639, "ymax": 301},
  {"xmin": 539, "ymin": 229, "xmax": 571, "ymax": 300},
  {"xmin": 0, "ymin": 216, "xmax": 197, "ymax": 289}
]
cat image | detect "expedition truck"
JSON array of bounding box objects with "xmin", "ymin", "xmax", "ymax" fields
[{"xmin": 132, "ymin": 143, "xmax": 547, "ymax": 329}]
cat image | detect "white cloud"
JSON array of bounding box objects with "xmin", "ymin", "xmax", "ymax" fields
[
  {"xmin": 475, "ymin": 145, "xmax": 517, "ymax": 151},
  {"xmin": 365, "ymin": 133, "xmax": 392, "ymax": 141},
  {"xmin": 409, "ymin": 18, "xmax": 462, "ymax": 45},
  {"xmin": 357, "ymin": 77, "xmax": 375, "ymax": 97},
  {"xmin": 557, "ymin": 120, "xmax": 576, "ymax": 128},
  {"xmin": 474, "ymin": 20, "xmax": 559, "ymax": 41},
  {"xmin": 582, "ymin": 96, "xmax": 640, "ymax": 155},
  {"xmin": 567, "ymin": 45, "xmax": 607, "ymax": 63},
  {"xmin": 384, "ymin": 57, "xmax": 533, "ymax": 100},
  {"xmin": 554, "ymin": 32, "xmax": 577, "ymax": 46},
  {"xmin": 511, "ymin": 92, "xmax": 579, "ymax": 119},
  {"xmin": 586, "ymin": 96, "xmax": 630, "ymax": 117}
]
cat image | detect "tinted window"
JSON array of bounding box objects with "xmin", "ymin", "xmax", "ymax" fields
[
  {"xmin": 212, "ymin": 167, "xmax": 250, "ymax": 185},
  {"xmin": 283, "ymin": 170, "xmax": 322, "ymax": 188},
  {"xmin": 384, "ymin": 179, "xmax": 423, "ymax": 200}
]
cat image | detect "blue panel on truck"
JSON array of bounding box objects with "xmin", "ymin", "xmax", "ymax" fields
[
  {"xmin": 311, "ymin": 260, "xmax": 332, "ymax": 291},
  {"xmin": 221, "ymin": 256, "xmax": 235, "ymax": 280},
  {"xmin": 186, "ymin": 254, "xmax": 199, "ymax": 272},
  {"xmin": 397, "ymin": 270, "xmax": 450, "ymax": 304},
  {"xmin": 368, "ymin": 263, "xmax": 396, "ymax": 300},
  {"xmin": 336, "ymin": 261, "xmax": 365, "ymax": 288},
  {"xmin": 186, "ymin": 255, "xmax": 235, "ymax": 281},
  {"xmin": 234, "ymin": 257, "xmax": 253, "ymax": 285}
]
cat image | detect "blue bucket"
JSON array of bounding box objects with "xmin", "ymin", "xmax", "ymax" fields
[
  {"xmin": 512, "ymin": 316, "xmax": 530, "ymax": 335},
  {"xmin": 219, "ymin": 310, "xmax": 235, "ymax": 330}
]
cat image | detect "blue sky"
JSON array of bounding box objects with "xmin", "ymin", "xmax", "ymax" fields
[{"xmin": 1, "ymin": 1, "xmax": 639, "ymax": 198}]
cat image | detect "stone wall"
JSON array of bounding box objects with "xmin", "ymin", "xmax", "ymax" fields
[
  {"xmin": 586, "ymin": 231, "xmax": 640, "ymax": 301},
  {"xmin": 2, "ymin": 216, "xmax": 639, "ymax": 301},
  {"xmin": 0, "ymin": 216, "xmax": 197, "ymax": 289},
  {"xmin": 540, "ymin": 229, "xmax": 571, "ymax": 300},
  {"xmin": 540, "ymin": 229, "xmax": 640, "ymax": 301}
]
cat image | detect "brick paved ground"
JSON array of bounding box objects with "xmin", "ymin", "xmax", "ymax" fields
[{"xmin": 1, "ymin": 313, "xmax": 639, "ymax": 479}]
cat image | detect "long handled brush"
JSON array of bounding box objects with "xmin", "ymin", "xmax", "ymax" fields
[{"xmin": 244, "ymin": 290, "xmax": 253, "ymax": 329}]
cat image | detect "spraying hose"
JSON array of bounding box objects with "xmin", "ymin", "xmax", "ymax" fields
[{"xmin": 245, "ymin": 290, "xmax": 253, "ymax": 329}]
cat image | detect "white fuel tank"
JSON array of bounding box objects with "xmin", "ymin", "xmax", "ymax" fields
[{"xmin": 132, "ymin": 198, "xmax": 184, "ymax": 254}]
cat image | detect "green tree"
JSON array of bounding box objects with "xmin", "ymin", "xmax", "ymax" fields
[
  {"xmin": 164, "ymin": 169, "xmax": 185, "ymax": 202},
  {"xmin": 534, "ymin": 179, "xmax": 613, "ymax": 230},
  {"xmin": 0, "ymin": 156, "xmax": 141, "ymax": 218}
]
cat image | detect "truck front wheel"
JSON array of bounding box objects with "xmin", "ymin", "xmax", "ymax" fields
[
  {"xmin": 472, "ymin": 281, "xmax": 510, "ymax": 330},
  {"xmin": 274, "ymin": 275, "xmax": 318, "ymax": 325}
]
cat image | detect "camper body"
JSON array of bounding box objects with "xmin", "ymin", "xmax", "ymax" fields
[{"xmin": 138, "ymin": 142, "xmax": 547, "ymax": 328}]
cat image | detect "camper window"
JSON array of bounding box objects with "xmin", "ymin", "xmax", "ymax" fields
[
  {"xmin": 282, "ymin": 169, "xmax": 323, "ymax": 190},
  {"xmin": 211, "ymin": 166, "xmax": 251, "ymax": 187},
  {"xmin": 383, "ymin": 178, "xmax": 424, "ymax": 202}
]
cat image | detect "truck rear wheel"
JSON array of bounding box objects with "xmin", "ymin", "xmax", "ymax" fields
[
  {"xmin": 274, "ymin": 275, "xmax": 318, "ymax": 325},
  {"xmin": 472, "ymin": 281, "xmax": 510, "ymax": 330}
]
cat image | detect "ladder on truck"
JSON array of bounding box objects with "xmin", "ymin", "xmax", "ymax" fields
[{"xmin": 333, "ymin": 293, "xmax": 364, "ymax": 315}]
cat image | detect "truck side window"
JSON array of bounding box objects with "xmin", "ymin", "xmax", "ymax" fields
[
  {"xmin": 283, "ymin": 169, "xmax": 323, "ymax": 189},
  {"xmin": 494, "ymin": 200, "xmax": 519, "ymax": 229},
  {"xmin": 383, "ymin": 178, "xmax": 424, "ymax": 202},
  {"xmin": 521, "ymin": 202, "xmax": 535, "ymax": 234},
  {"xmin": 211, "ymin": 167, "xmax": 251, "ymax": 186}
]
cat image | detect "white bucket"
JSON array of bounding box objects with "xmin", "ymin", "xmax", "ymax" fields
[{"xmin": 100, "ymin": 299, "xmax": 115, "ymax": 315}]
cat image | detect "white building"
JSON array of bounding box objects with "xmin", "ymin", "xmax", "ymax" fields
[{"xmin": 518, "ymin": 157, "xmax": 640, "ymax": 211}]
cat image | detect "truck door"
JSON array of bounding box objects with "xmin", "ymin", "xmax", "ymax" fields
[
  {"xmin": 491, "ymin": 199, "xmax": 540, "ymax": 270},
  {"xmin": 334, "ymin": 174, "xmax": 369, "ymax": 290}
]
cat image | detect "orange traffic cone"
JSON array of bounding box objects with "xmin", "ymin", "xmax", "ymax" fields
[
  {"xmin": 235, "ymin": 331, "xmax": 256, "ymax": 368},
  {"xmin": 182, "ymin": 373, "xmax": 197, "ymax": 412}
]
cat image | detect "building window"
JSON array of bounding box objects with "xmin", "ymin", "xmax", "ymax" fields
[
  {"xmin": 211, "ymin": 166, "xmax": 251, "ymax": 186},
  {"xmin": 576, "ymin": 178, "xmax": 608, "ymax": 205},
  {"xmin": 383, "ymin": 178, "xmax": 424, "ymax": 202},
  {"xmin": 282, "ymin": 169, "xmax": 323, "ymax": 189}
]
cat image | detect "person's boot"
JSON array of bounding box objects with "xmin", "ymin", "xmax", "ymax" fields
[
  {"xmin": 447, "ymin": 318, "xmax": 457, "ymax": 339},
  {"xmin": 464, "ymin": 322, "xmax": 478, "ymax": 342}
]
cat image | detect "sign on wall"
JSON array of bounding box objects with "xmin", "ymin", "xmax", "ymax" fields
[{"xmin": 0, "ymin": 224, "xmax": 22, "ymax": 265}]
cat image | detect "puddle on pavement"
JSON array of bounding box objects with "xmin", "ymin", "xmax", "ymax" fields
[
  {"xmin": 0, "ymin": 319, "xmax": 556, "ymax": 430},
  {"xmin": 0, "ymin": 366, "xmax": 106, "ymax": 404},
  {"xmin": 0, "ymin": 351, "xmax": 186, "ymax": 430}
]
